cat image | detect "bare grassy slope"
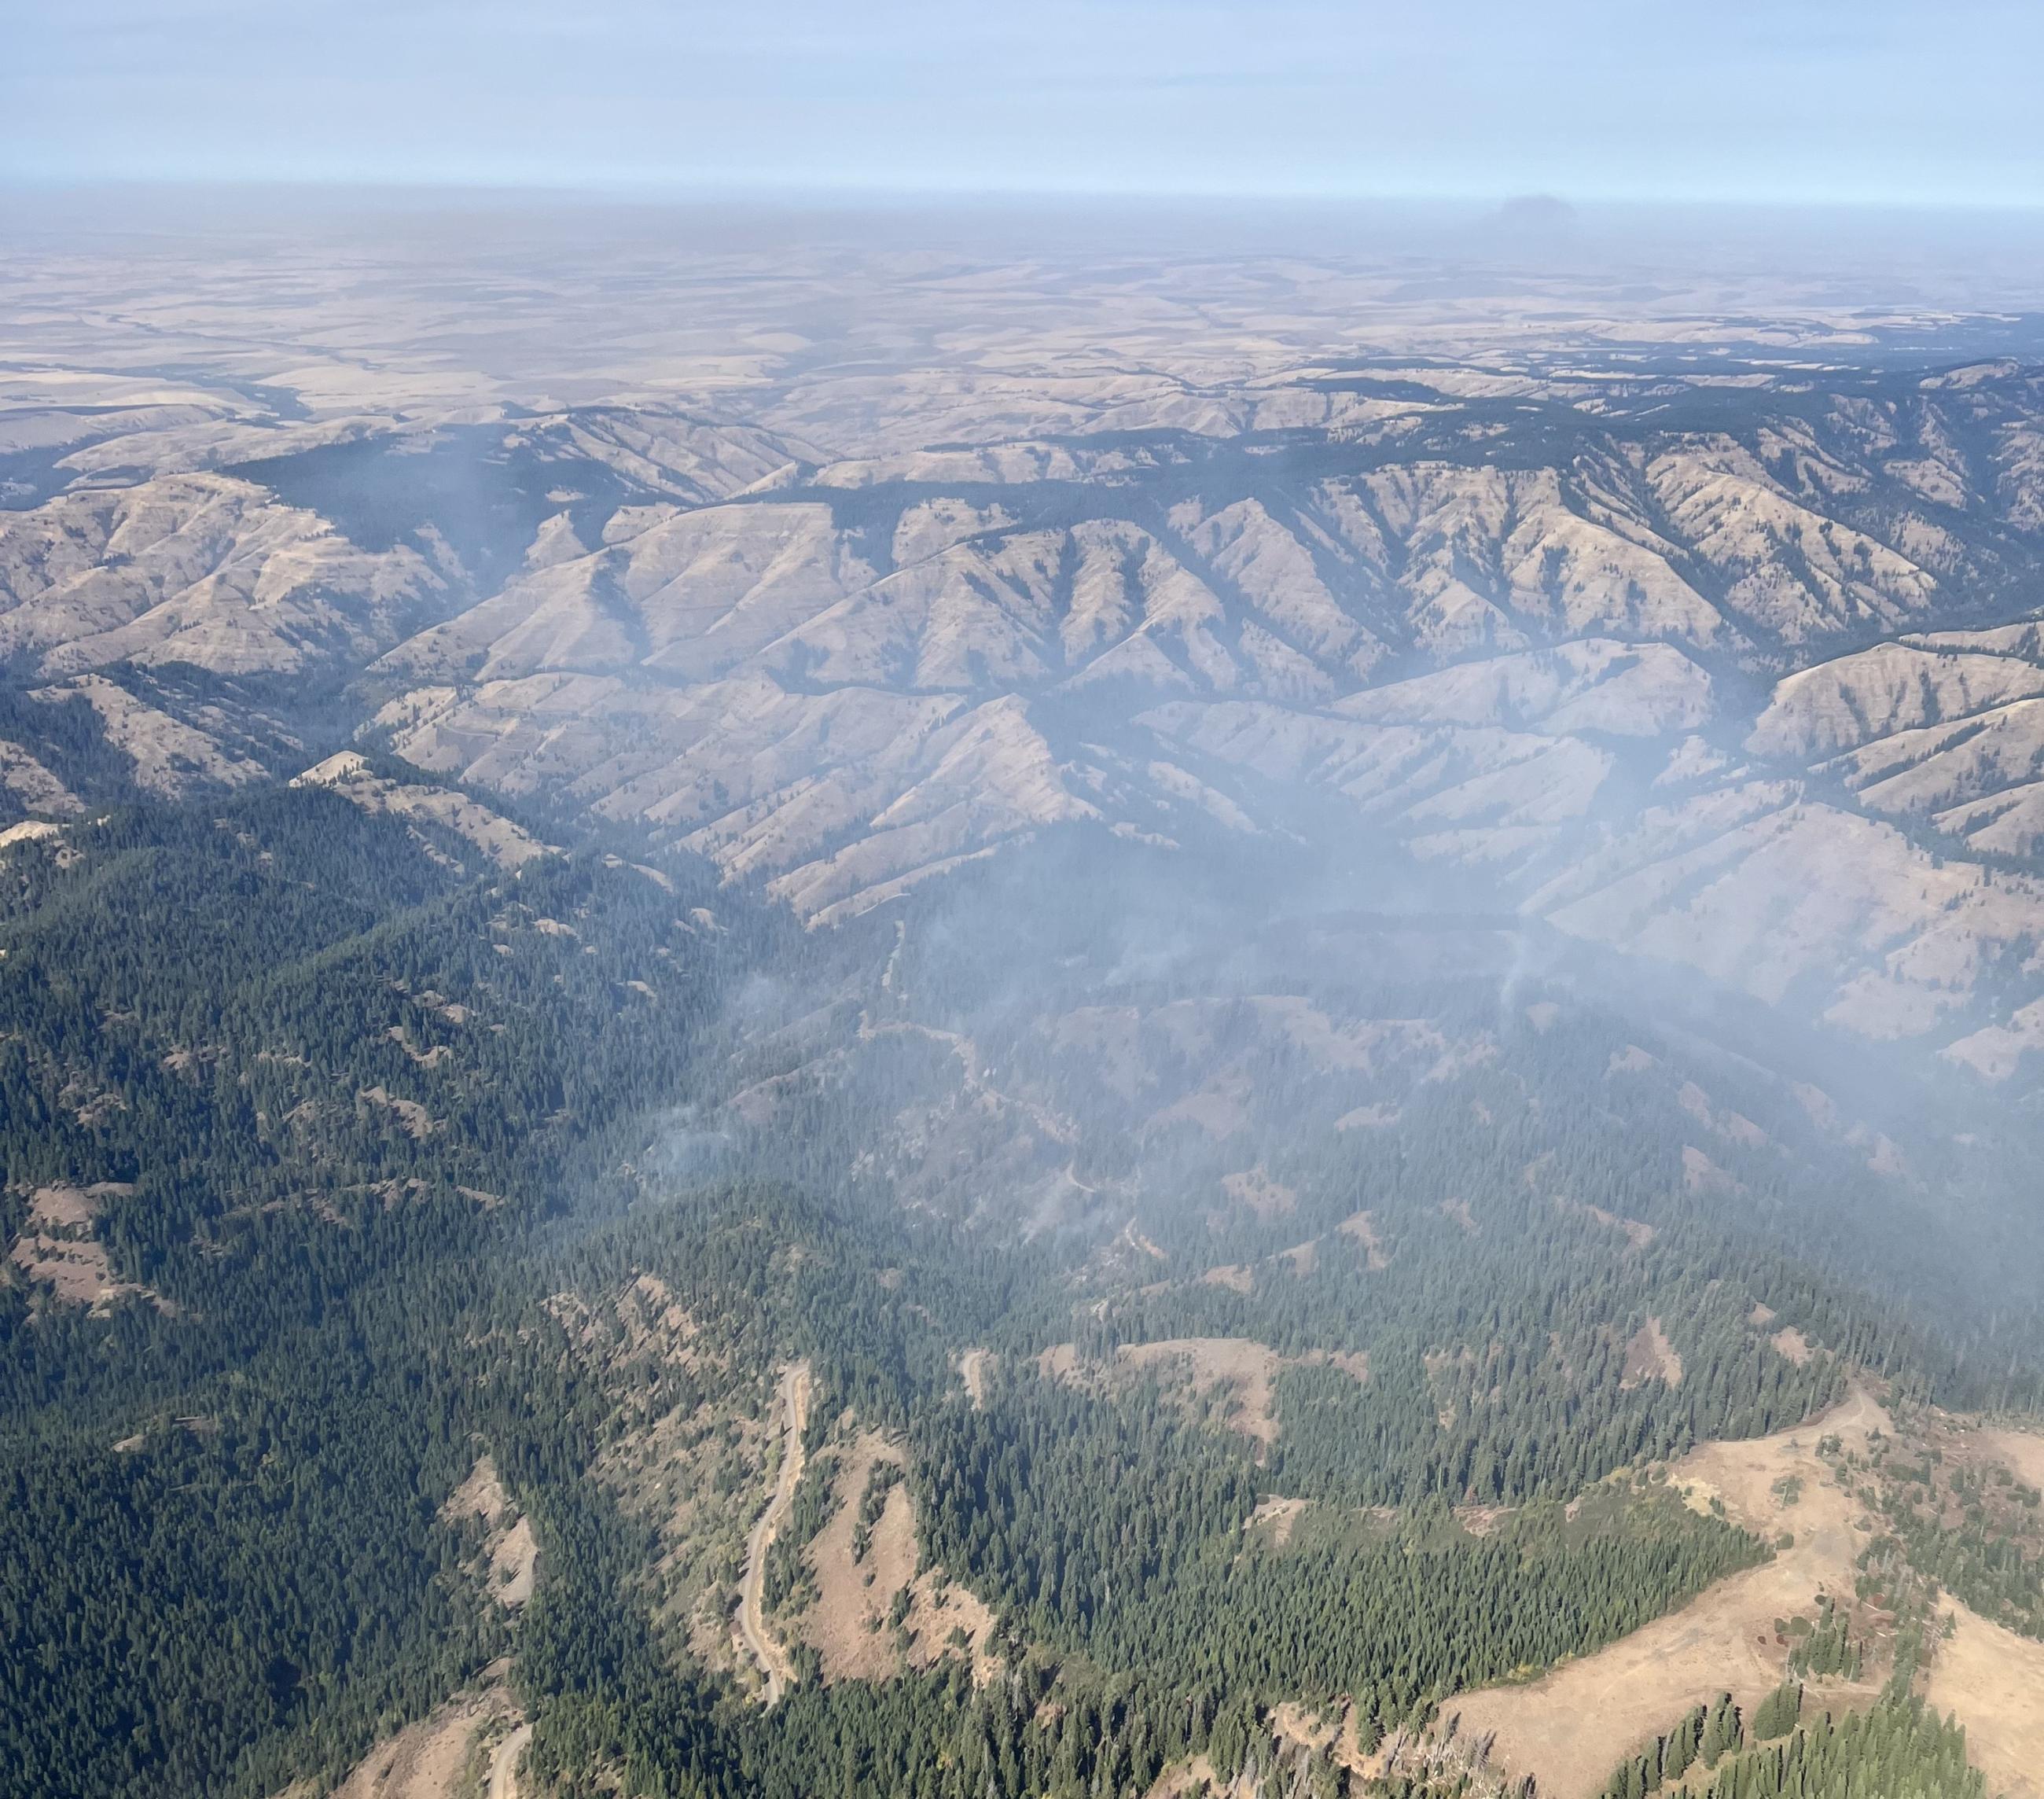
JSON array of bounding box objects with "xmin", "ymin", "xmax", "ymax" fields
[{"xmin": 1447, "ymin": 1388, "xmax": 1892, "ymax": 1799}]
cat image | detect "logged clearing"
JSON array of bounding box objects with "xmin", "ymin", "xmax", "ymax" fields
[
  {"xmin": 1447, "ymin": 1388, "xmax": 1891, "ymax": 1799},
  {"xmin": 1923, "ymin": 1601, "xmax": 2044, "ymax": 1799},
  {"xmin": 1038, "ymin": 1341, "xmax": 1081, "ymax": 1381},
  {"xmin": 1682, "ymin": 1145, "xmax": 1740, "ymax": 1194},
  {"xmin": 803, "ymin": 1433, "xmax": 914, "ymax": 1682},
  {"xmin": 1149, "ymin": 1076, "xmax": 1249, "ymax": 1139},
  {"xmin": 357, "ymin": 1086, "xmax": 441, "ymax": 1139},
  {"xmin": 1273, "ymin": 1700, "xmax": 1380, "ymax": 1778}
]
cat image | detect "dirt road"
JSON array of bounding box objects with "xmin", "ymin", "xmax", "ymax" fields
[
  {"xmin": 735, "ymin": 1361, "xmax": 811, "ymax": 1705},
  {"xmin": 486, "ymin": 1723, "xmax": 531, "ymax": 1799}
]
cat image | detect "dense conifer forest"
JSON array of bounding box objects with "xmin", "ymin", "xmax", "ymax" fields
[{"xmin": 3, "ymin": 791, "xmax": 2042, "ymax": 1799}]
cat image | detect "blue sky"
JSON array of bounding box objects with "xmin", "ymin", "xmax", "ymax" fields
[{"xmin": 5, "ymin": 0, "xmax": 2042, "ymax": 206}]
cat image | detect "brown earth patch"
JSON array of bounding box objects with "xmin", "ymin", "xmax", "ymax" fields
[
  {"xmin": 594, "ymin": 1353, "xmax": 764, "ymax": 1683},
  {"xmin": 1976, "ymin": 1425, "xmax": 2044, "ymax": 1490},
  {"xmin": 8, "ymin": 1181, "xmax": 160, "ymax": 1313},
  {"xmin": 1923, "ymin": 1601, "xmax": 2044, "ymax": 1799},
  {"xmin": 358, "ymin": 1086, "xmax": 441, "ymax": 1138},
  {"xmin": 1337, "ymin": 1210, "xmax": 1390, "ymax": 1270},
  {"xmin": 1792, "ymin": 1083, "xmax": 1839, "ymax": 1130},
  {"xmin": 1130, "ymin": 1341, "xmax": 1368, "ymax": 1445},
  {"xmin": 10, "ymin": 1232, "xmax": 120, "ymax": 1304},
  {"xmin": 1569, "ymin": 1199, "xmax": 1656, "ymax": 1249},
  {"xmin": 1222, "ymin": 1166, "xmax": 1296, "ymax": 1219},
  {"xmin": 1770, "ymin": 1326, "xmax": 1813, "ymax": 1366},
  {"xmin": 1119, "ymin": 1337, "xmax": 1284, "ymax": 1447},
  {"xmin": 1248, "ymin": 1496, "xmax": 1312, "ymax": 1547},
  {"xmin": 616, "ymin": 1273, "xmax": 703, "ymax": 1360},
  {"xmin": 1440, "ymin": 1196, "xmax": 1478, "ymax": 1234},
  {"xmin": 904, "ymin": 1569, "xmax": 1000, "ymax": 1682},
  {"xmin": 1301, "ymin": 1348, "xmax": 1372, "ymax": 1385},
  {"xmin": 442, "ymin": 1455, "xmax": 509, "ymax": 1528},
  {"xmin": 1122, "ymin": 1224, "xmax": 1167, "ymax": 1261},
  {"xmin": 1277, "ymin": 1239, "xmax": 1319, "ymax": 1276},
  {"xmin": 385, "ymin": 1026, "xmax": 454, "ymax": 1068},
  {"xmin": 1271, "ymin": 1699, "xmax": 1375, "ymax": 1776},
  {"xmin": 1445, "ymin": 1388, "xmax": 1891, "ymax": 1799},
  {"xmin": 1682, "ymin": 1145, "xmax": 1740, "ymax": 1194},
  {"xmin": 1619, "ymin": 1317, "xmax": 1683, "ymax": 1389},
  {"xmin": 1143, "ymin": 1753, "xmax": 1219, "ymax": 1799},
  {"xmin": 803, "ymin": 1433, "xmax": 914, "ymax": 1683},
  {"xmin": 1201, "ymin": 1264, "xmax": 1255, "ymax": 1293},
  {"xmin": 314, "ymin": 1687, "xmax": 523, "ymax": 1799},
  {"xmin": 1038, "ymin": 1341, "xmax": 1081, "ymax": 1381},
  {"xmin": 1336, "ymin": 1102, "xmax": 1400, "ymax": 1130},
  {"xmin": 1146, "ymin": 1696, "xmax": 1378, "ymax": 1797},
  {"xmin": 1424, "ymin": 1345, "xmax": 1476, "ymax": 1427},
  {"xmin": 489, "ymin": 1518, "xmax": 539, "ymax": 1608},
  {"xmin": 797, "ymin": 1428, "xmax": 999, "ymax": 1687},
  {"xmin": 28, "ymin": 1183, "xmax": 121, "ymax": 1229},
  {"xmin": 1119, "ymin": 1333, "xmax": 1275, "ymax": 1447},
  {"xmin": 1042, "ymin": 1337, "xmax": 1366, "ymax": 1451}
]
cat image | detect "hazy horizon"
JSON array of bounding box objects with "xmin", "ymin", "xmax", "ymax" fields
[{"xmin": 7, "ymin": 0, "xmax": 2044, "ymax": 208}]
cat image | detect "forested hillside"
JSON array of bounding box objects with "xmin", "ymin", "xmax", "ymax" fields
[{"xmin": 4, "ymin": 775, "xmax": 2042, "ymax": 1799}]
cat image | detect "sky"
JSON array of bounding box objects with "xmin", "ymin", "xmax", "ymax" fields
[{"xmin": 5, "ymin": 0, "xmax": 2043, "ymax": 208}]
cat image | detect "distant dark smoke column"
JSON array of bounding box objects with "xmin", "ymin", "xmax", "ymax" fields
[{"xmin": 1484, "ymin": 193, "xmax": 1582, "ymax": 244}]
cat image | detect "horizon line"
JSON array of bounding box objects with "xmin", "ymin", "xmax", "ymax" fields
[{"xmin": 6, "ymin": 172, "xmax": 2044, "ymax": 223}]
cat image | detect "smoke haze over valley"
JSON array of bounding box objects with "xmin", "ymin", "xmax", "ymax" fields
[{"xmin": 6, "ymin": 24, "xmax": 2044, "ymax": 1799}]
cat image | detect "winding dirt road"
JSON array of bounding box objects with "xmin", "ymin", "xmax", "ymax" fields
[
  {"xmin": 735, "ymin": 1361, "xmax": 811, "ymax": 1705},
  {"xmin": 486, "ymin": 1722, "xmax": 531, "ymax": 1799}
]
